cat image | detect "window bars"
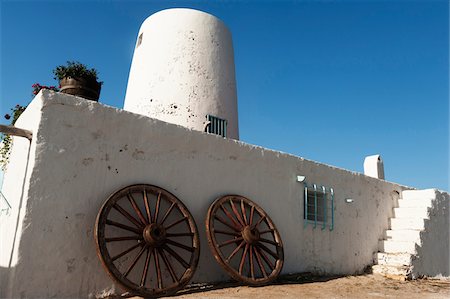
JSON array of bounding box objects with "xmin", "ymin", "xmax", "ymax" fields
[
  {"xmin": 205, "ymin": 115, "xmax": 227, "ymax": 138},
  {"xmin": 303, "ymin": 183, "xmax": 334, "ymax": 231}
]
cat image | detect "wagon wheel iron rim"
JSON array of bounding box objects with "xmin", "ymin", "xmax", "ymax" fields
[
  {"xmin": 95, "ymin": 184, "xmax": 200, "ymax": 297},
  {"xmin": 205, "ymin": 195, "xmax": 284, "ymax": 286}
]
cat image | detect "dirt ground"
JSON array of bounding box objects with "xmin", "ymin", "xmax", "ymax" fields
[{"xmin": 157, "ymin": 274, "xmax": 450, "ymax": 299}]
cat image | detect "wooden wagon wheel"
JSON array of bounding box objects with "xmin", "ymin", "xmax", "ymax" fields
[
  {"xmin": 205, "ymin": 195, "xmax": 284, "ymax": 286},
  {"xmin": 95, "ymin": 184, "xmax": 200, "ymax": 297}
]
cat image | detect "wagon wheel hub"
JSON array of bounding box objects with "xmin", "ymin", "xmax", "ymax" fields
[
  {"xmin": 143, "ymin": 223, "xmax": 167, "ymax": 246},
  {"xmin": 242, "ymin": 225, "xmax": 260, "ymax": 245}
]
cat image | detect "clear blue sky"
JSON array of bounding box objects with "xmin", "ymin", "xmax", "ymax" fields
[{"xmin": 0, "ymin": 0, "xmax": 448, "ymax": 191}]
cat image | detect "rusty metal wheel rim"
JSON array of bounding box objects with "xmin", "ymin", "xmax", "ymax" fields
[
  {"xmin": 95, "ymin": 184, "xmax": 200, "ymax": 297},
  {"xmin": 205, "ymin": 195, "xmax": 284, "ymax": 286}
]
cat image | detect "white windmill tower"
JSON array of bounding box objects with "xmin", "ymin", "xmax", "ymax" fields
[{"xmin": 124, "ymin": 8, "xmax": 239, "ymax": 140}]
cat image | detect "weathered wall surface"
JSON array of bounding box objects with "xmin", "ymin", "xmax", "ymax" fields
[
  {"xmin": 2, "ymin": 91, "xmax": 411, "ymax": 297},
  {"xmin": 413, "ymin": 190, "xmax": 450, "ymax": 277},
  {"xmin": 124, "ymin": 8, "xmax": 239, "ymax": 139},
  {"xmin": 0, "ymin": 96, "xmax": 43, "ymax": 296}
]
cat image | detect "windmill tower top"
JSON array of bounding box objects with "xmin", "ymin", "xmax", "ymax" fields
[{"xmin": 124, "ymin": 8, "xmax": 239, "ymax": 139}]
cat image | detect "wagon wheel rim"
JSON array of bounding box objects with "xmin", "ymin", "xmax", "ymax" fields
[
  {"xmin": 205, "ymin": 195, "xmax": 284, "ymax": 286},
  {"xmin": 95, "ymin": 184, "xmax": 200, "ymax": 297}
]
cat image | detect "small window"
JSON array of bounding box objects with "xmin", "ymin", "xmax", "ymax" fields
[
  {"xmin": 205, "ymin": 115, "xmax": 227, "ymax": 138},
  {"xmin": 302, "ymin": 183, "xmax": 334, "ymax": 230},
  {"xmin": 305, "ymin": 189, "xmax": 326, "ymax": 222},
  {"xmin": 136, "ymin": 33, "xmax": 143, "ymax": 48}
]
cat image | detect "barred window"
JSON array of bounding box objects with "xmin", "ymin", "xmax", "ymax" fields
[
  {"xmin": 205, "ymin": 115, "xmax": 227, "ymax": 138},
  {"xmin": 302, "ymin": 183, "xmax": 334, "ymax": 230},
  {"xmin": 305, "ymin": 189, "xmax": 326, "ymax": 222}
]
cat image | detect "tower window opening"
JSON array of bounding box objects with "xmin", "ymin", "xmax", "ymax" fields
[
  {"xmin": 137, "ymin": 33, "xmax": 143, "ymax": 48},
  {"xmin": 205, "ymin": 115, "xmax": 227, "ymax": 138}
]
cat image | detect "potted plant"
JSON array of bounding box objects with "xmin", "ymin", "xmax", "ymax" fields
[{"xmin": 53, "ymin": 61, "xmax": 103, "ymax": 101}]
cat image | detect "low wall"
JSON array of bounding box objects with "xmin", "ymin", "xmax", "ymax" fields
[{"xmin": 1, "ymin": 91, "xmax": 408, "ymax": 297}]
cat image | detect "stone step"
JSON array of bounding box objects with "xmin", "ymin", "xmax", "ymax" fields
[
  {"xmin": 401, "ymin": 189, "xmax": 436, "ymax": 200},
  {"xmin": 379, "ymin": 240, "xmax": 417, "ymax": 254},
  {"xmin": 384, "ymin": 229, "xmax": 422, "ymax": 243},
  {"xmin": 398, "ymin": 198, "xmax": 433, "ymax": 208},
  {"xmin": 376, "ymin": 252, "xmax": 413, "ymax": 266},
  {"xmin": 393, "ymin": 207, "xmax": 429, "ymax": 219},
  {"xmin": 390, "ymin": 218, "xmax": 425, "ymax": 230},
  {"xmin": 372, "ymin": 264, "xmax": 411, "ymax": 281}
]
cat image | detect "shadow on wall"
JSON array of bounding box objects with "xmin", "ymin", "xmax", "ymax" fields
[
  {"xmin": 0, "ymin": 266, "xmax": 11, "ymax": 297},
  {"xmin": 413, "ymin": 190, "xmax": 450, "ymax": 278}
]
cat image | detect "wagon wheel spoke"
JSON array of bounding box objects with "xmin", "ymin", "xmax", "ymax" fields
[
  {"xmin": 140, "ymin": 248, "xmax": 152, "ymax": 287},
  {"xmin": 252, "ymin": 215, "xmax": 266, "ymax": 230},
  {"xmin": 105, "ymin": 236, "xmax": 143, "ymax": 242},
  {"xmin": 159, "ymin": 248, "xmax": 179, "ymax": 283},
  {"xmin": 127, "ymin": 193, "xmax": 147, "ymax": 225},
  {"xmin": 239, "ymin": 244, "xmax": 249, "ymax": 275},
  {"xmin": 160, "ymin": 202, "xmax": 176, "ymax": 225},
  {"xmin": 166, "ymin": 239, "xmax": 195, "ymax": 252},
  {"xmin": 218, "ymin": 236, "xmax": 243, "ymax": 248},
  {"xmin": 95, "ymin": 184, "xmax": 200, "ymax": 297},
  {"xmin": 259, "ymin": 229, "xmax": 275, "ymax": 235},
  {"xmin": 166, "ymin": 232, "xmax": 194, "ymax": 237},
  {"xmin": 249, "ymin": 245, "xmax": 255, "ymax": 279},
  {"xmin": 229, "ymin": 199, "xmax": 245, "ymax": 227},
  {"xmin": 256, "ymin": 242, "xmax": 279, "ymax": 260},
  {"xmin": 226, "ymin": 240, "xmax": 245, "ymax": 262},
  {"xmin": 111, "ymin": 243, "xmax": 142, "ymax": 261},
  {"xmin": 254, "ymin": 246, "xmax": 268, "ymax": 278},
  {"xmin": 106, "ymin": 219, "xmax": 142, "ymax": 235},
  {"xmin": 205, "ymin": 195, "xmax": 284, "ymax": 286},
  {"xmin": 214, "ymin": 215, "xmax": 240, "ymax": 232},
  {"xmin": 143, "ymin": 189, "xmax": 152, "ymax": 223},
  {"xmin": 123, "ymin": 244, "xmax": 148, "ymax": 277},
  {"xmin": 249, "ymin": 205, "xmax": 255, "ymax": 226},
  {"xmin": 154, "ymin": 248, "xmax": 163, "ymax": 289},
  {"xmin": 240, "ymin": 199, "xmax": 248, "ymax": 225},
  {"xmin": 154, "ymin": 192, "xmax": 161, "ymax": 223},
  {"xmin": 259, "ymin": 237, "xmax": 279, "ymax": 246},
  {"xmin": 213, "ymin": 229, "xmax": 240, "ymax": 237},
  {"xmin": 163, "ymin": 244, "xmax": 190, "ymax": 269},
  {"xmin": 256, "ymin": 245, "xmax": 275, "ymax": 270},
  {"xmin": 113, "ymin": 204, "xmax": 144, "ymax": 229},
  {"xmin": 220, "ymin": 204, "xmax": 243, "ymax": 230},
  {"xmin": 165, "ymin": 216, "xmax": 188, "ymax": 230}
]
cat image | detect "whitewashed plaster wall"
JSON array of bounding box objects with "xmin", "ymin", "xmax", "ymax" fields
[
  {"xmin": 0, "ymin": 95, "xmax": 43, "ymax": 294},
  {"xmin": 124, "ymin": 8, "xmax": 239, "ymax": 139},
  {"xmin": 412, "ymin": 190, "xmax": 450, "ymax": 277},
  {"xmin": 1, "ymin": 91, "xmax": 410, "ymax": 297}
]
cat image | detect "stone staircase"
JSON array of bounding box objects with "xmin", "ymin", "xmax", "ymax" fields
[{"xmin": 372, "ymin": 189, "xmax": 436, "ymax": 280}]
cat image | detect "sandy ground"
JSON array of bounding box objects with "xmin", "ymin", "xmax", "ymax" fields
[{"xmin": 155, "ymin": 274, "xmax": 450, "ymax": 299}]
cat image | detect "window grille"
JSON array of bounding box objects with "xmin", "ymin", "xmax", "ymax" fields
[
  {"xmin": 303, "ymin": 183, "xmax": 334, "ymax": 230},
  {"xmin": 205, "ymin": 115, "xmax": 227, "ymax": 138}
]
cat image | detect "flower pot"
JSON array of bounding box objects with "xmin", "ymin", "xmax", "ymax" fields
[{"xmin": 59, "ymin": 77, "xmax": 101, "ymax": 101}]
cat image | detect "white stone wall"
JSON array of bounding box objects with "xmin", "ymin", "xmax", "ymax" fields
[
  {"xmin": 0, "ymin": 96, "xmax": 43, "ymax": 295},
  {"xmin": 124, "ymin": 8, "xmax": 239, "ymax": 139},
  {"xmin": 1, "ymin": 91, "xmax": 416, "ymax": 297}
]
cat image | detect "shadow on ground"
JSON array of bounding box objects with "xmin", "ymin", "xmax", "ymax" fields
[{"xmin": 112, "ymin": 273, "xmax": 344, "ymax": 298}]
